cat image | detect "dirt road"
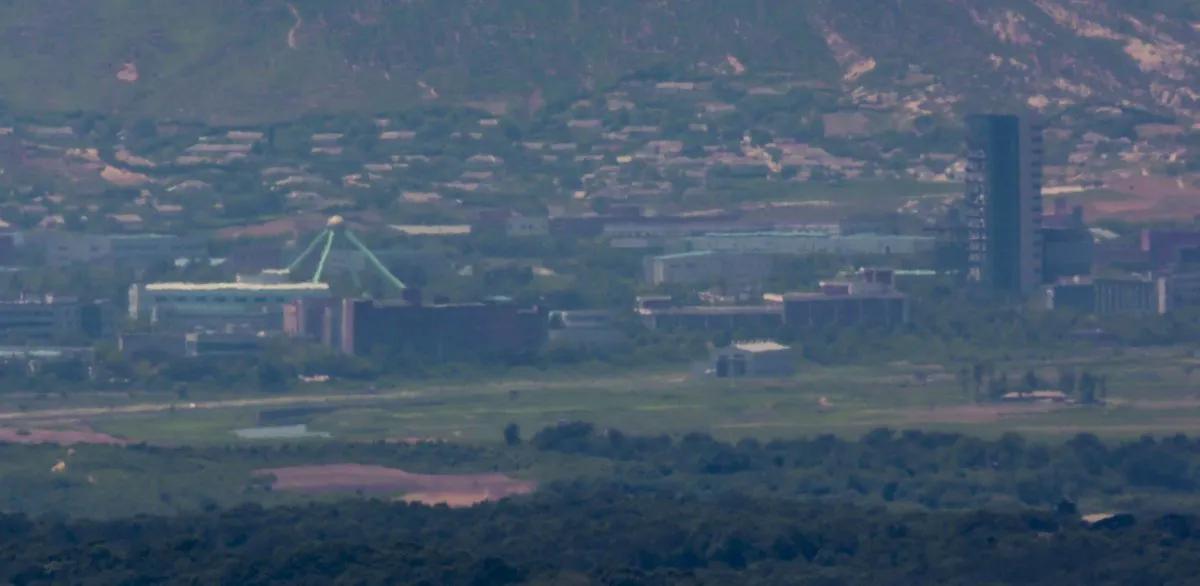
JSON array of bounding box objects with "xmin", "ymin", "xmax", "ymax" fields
[
  {"xmin": 0, "ymin": 389, "xmax": 420, "ymax": 424},
  {"xmin": 0, "ymin": 371, "xmax": 684, "ymax": 425}
]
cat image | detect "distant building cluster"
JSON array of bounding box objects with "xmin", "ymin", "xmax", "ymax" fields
[
  {"xmin": 686, "ymin": 231, "xmax": 934, "ymax": 257},
  {"xmin": 637, "ymin": 267, "xmax": 910, "ymax": 335},
  {"xmin": 1, "ymin": 107, "xmax": 1198, "ymax": 382}
]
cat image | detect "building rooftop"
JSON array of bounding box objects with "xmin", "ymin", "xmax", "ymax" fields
[
  {"xmin": 653, "ymin": 250, "xmax": 716, "ymax": 260},
  {"xmin": 692, "ymin": 231, "xmax": 932, "ymax": 240},
  {"xmin": 390, "ymin": 224, "xmax": 472, "ymax": 236},
  {"xmin": 641, "ymin": 305, "xmax": 782, "ymax": 316},
  {"xmin": 695, "ymin": 230, "xmax": 832, "ymax": 239},
  {"xmin": 106, "ymin": 233, "xmax": 180, "ymax": 240},
  {"xmin": 782, "ymin": 291, "xmax": 906, "ymax": 301},
  {"xmin": 733, "ymin": 340, "xmax": 790, "ymax": 353},
  {"xmin": 144, "ymin": 282, "xmax": 330, "ymax": 292},
  {"xmin": 0, "ymin": 299, "xmax": 81, "ymax": 306},
  {"xmin": 1001, "ymin": 390, "xmax": 1069, "ymax": 401}
]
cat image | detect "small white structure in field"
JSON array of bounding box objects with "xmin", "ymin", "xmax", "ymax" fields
[{"xmin": 710, "ymin": 340, "xmax": 795, "ymax": 379}]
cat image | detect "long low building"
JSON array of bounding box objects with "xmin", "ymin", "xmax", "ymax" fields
[
  {"xmin": 129, "ymin": 280, "xmax": 331, "ymax": 332},
  {"xmin": 286, "ymin": 297, "xmax": 545, "ymax": 360},
  {"xmin": 1044, "ymin": 276, "xmax": 1162, "ymax": 316},
  {"xmin": 686, "ymin": 231, "xmax": 935, "ymax": 256},
  {"xmin": 782, "ymin": 291, "xmax": 908, "ymax": 329},
  {"xmin": 340, "ymin": 298, "xmax": 544, "ymax": 359},
  {"xmin": 0, "ymin": 296, "xmax": 106, "ymax": 343},
  {"xmin": 643, "ymin": 250, "xmax": 772, "ymax": 288},
  {"xmin": 640, "ymin": 268, "xmax": 910, "ymax": 333},
  {"xmin": 36, "ymin": 232, "xmax": 207, "ymax": 268},
  {"xmin": 637, "ymin": 304, "xmax": 784, "ymax": 332}
]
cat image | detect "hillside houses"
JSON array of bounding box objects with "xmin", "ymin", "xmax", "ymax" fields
[{"xmin": 0, "ymin": 60, "xmax": 1190, "ymax": 249}]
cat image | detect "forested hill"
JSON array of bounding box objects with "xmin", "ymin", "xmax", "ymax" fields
[{"xmin": 0, "ymin": 0, "xmax": 1197, "ymax": 123}]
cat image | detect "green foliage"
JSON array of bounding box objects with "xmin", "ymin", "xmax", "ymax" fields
[
  {"xmin": 5, "ymin": 456, "xmax": 1200, "ymax": 583},
  {"xmin": 529, "ymin": 423, "xmax": 1200, "ymax": 509},
  {"xmin": 10, "ymin": 425, "xmax": 1200, "ymax": 520}
]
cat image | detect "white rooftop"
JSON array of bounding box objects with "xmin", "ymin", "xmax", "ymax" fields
[
  {"xmin": 390, "ymin": 224, "xmax": 472, "ymax": 236},
  {"xmin": 145, "ymin": 282, "xmax": 330, "ymax": 292},
  {"xmin": 733, "ymin": 341, "xmax": 791, "ymax": 353}
]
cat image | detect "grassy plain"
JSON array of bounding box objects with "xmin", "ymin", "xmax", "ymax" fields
[
  {"xmin": 2, "ymin": 345, "xmax": 1199, "ymax": 518},
  {"xmin": 4, "ymin": 345, "xmax": 1177, "ymax": 446}
]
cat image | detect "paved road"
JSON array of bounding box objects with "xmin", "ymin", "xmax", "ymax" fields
[
  {"xmin": 0, "ymin": 389, "xmax": 420, "ymax": 424},
  {"xmin": 0, "ymin": 371, "xmax": 684, "ymax": 425}
]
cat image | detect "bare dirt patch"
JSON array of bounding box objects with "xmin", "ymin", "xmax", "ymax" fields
[
  {"xmin": 100, "ymin": 165, "xmax": 150, "ymax": 187},
  {"xmin": 215, "ymin": 214, "xmax": 324, "ymax": 240},
  {"xmin": 0, "ymin": 427, "xmax": 127, "ymax": 446},
  {"xmin": 116, "ymin": 62, "xmax": 139, "ymax": 83},
  {"xmin": 256, "ymin": 464, "xmax": 535, "ymax": 507},
  {"xmin": 1089, "ymin": 172, "xmax": 1200, "ymax": 221}
]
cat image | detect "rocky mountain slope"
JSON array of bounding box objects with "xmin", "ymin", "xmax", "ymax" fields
[{"xmin": 0, "ymin": 0, "xmax": 1196, "ymax": 123}]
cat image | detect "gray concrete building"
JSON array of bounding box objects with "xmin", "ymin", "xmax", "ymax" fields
[
  {"xmin": 965, "ymin": 114, "xmax": 1044, "ymax": 295},
  {"xmin": 643, "ymin": 250, "xmax": 771, "ymax": 288},
  {"xmin": 0, "ymin": 296, "xmax": 105, "ymax": 343},
  {"xmin": 129, "ymin": 277, "xmax": 331, "ymax": 333},
  {"xmin": 1045, "ymin": 276, "xmax": 1162, "ymax": 316},
  {"xmin": 547, "ymin": 310, "xmax": 625, "ymax": 349},
  {"xmin": 39, "ymin": 232, "xmax": 206, "ymax": 268}
]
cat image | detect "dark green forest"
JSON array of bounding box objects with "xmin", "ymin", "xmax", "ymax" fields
[
  {"xmin": 7, "ymin": 425, "xmax": 1200, "ymax": 582},
  {"xmin": 9, "ymin": 423, "xmax": 1200, "ymax": 519},
  {"xmin": 0, "ymin": 486, "xmax": 1196, "ymax": 585}
]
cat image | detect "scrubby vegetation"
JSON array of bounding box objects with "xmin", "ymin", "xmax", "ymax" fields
[{"xmin": 10, "ymin": 425, "xmax": 1200, "ymax": 518}]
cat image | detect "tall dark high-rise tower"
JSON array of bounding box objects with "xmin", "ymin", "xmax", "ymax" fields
[{"xmin": 964, "ymin": 114, "xmax": 1044, "ymax": 295}]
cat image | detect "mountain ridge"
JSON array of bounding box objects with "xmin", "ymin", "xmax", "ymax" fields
[{"xmin": 0, "ymin": 0, "xmax": 1196, "ymax": 124}]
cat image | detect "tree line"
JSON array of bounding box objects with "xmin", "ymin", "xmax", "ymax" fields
[{"xmin": 2, "ymin": 485, "xmax": 1200, "ymax": 585}]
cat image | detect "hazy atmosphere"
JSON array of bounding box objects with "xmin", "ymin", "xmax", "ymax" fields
[{"xmin": 2, "ymin": 1, "xmax": 1200, "ymax": 584}]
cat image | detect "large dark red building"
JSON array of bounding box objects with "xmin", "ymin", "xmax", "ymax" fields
[
  {"xmin": 288, "ymin": 297, "xmax": 544, "ymax": 361},
  {"xmin": 1141, "ymin": 229, "xmax": 1200, "ymax": 268},
  {"xmin": 343, "ymin": 299, "xmax": 544, "ymax": 359}
]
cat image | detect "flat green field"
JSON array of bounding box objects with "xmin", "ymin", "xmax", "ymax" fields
[
  {"xmin": 2, "ymin": 345, "xmax": 1200, "ymax": 519},
  {"xmin": 3, "ymin": 345, "xmax": 1195, "ymax": 447}
]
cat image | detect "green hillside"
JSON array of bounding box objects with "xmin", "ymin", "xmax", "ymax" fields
[{"xmin": 0, "ymin": 0, "xmax": 1195, "ymax": 123}]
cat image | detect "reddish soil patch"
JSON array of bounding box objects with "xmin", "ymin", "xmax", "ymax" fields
[
  {"xmin": 255, "ymin": 464, "xmax": 535, "ymax": 507},
  {"xmin": 1088, "ymin": 173, "xmax": 1200, "ymax": 221},
  {"xmin": 216, "ymin": 214, "xmax": 325, "ymax": 240},
  {"xmin": 216, "ymin": 212, "xmax": 383, "ymax": 241},
  {"xmin": 0, "ymin": 427, "xmax": 127, "ymax": 446}
]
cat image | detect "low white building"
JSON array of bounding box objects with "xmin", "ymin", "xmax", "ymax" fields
[
  {"xmin": 643, "ymin": 251, "xmax": 772, "ymax": 288},
  {"xmin": 710, "ymin": 341, "xmax": 795, "ymax": 378},
  {"xmin": 129, "ymin": 280, "xmax": 331, "ymax": 332}
]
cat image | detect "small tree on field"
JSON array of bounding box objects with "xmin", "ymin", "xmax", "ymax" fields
[
  {"xmin": 1057, "ymin": 368, "xmax": 1077, "ymax": 394},
  {"xmin": 503, "ymin": 423, "xmax": 522, "ymax": 446},
  {"xmin": 1023, "ymin": 369, "xmax": 1040, "ymax": 392},
  {"xmin": 1079, "ymin": 372, "xmax": 1097, "ymax": 404}
]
